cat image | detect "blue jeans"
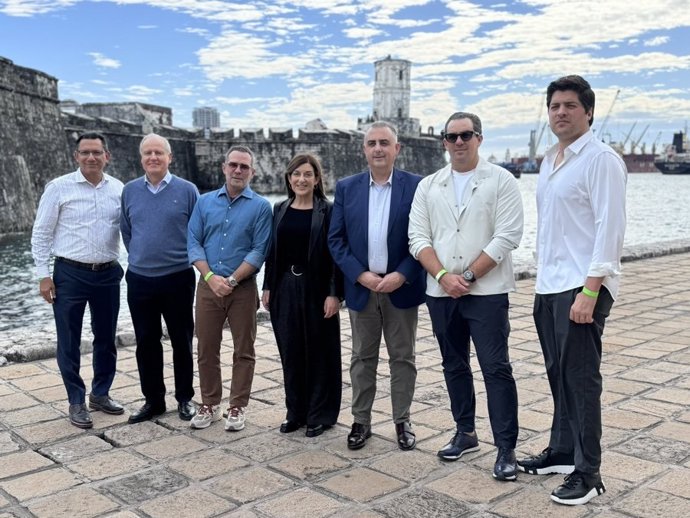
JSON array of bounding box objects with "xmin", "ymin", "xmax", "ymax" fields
[{"xmin": 53, "ymin": 260, "xmax": 123, "ymax": 404}]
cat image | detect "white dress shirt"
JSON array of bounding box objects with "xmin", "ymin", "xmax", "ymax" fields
[
  {"xmin": 145, "ymin": 170, "xmax": 172, "ymax": 194},
  {"xmin": 409, "ymin": 158, "xmax": 524, "ymax": 297},
  {"xmin": 367, "ymin": 171, "xmax": 393, "ymax": 274},
  {"xmin": 31, "ymin": 169, "xmax": 124, "ymax": 278},
  {"xmin": 535, "ymin": 130, "xmax": 627, "ymax": 298}
]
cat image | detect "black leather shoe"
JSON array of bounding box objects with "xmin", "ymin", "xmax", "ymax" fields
[
  {"xmin": 395, "ymin": 421, "xmax": 416, "ymax": 451},
  {"xmin": 128, "ymin": 402, "xmax": 166, "ymax": 424},
  {"xmin": 89, "ymin": 394, "xmax": 125, "ymax": 415},
  {"xmin": 493, "ymin": 447, "xmax": 518, "ymax": 481},
  {"xmin": 280, "ymin": 420, "xmax": 303, "ymax": 433},
  {"xmin": 306, "ymin": 424, "xmax": 330, "ymax": 438},
  {"xmin": 178, "ymin": 401, "xmax": 197, "ymax": 421},
  {"xmin": 69, "ymin": 403, "xmax": 93, "ymax": 429},
  {"xmin": 347, "ymin": 423, "xmax": 372, "ymax": 450}
]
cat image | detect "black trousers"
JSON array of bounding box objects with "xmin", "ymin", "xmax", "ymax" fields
[
  {"xmin": 533, "ymin": 286, "xmax": 613, "ymax": 474},
  {"xmin": 270, "ymin": 271, "xmax": 341, "ymax": 426},
  {"xmin": 427, "ymin": 293, "xmax": 518, "ymax": 448},
  {"xmin": 126, "ymin": 268, "xmax": 195, "ymax": 405}
]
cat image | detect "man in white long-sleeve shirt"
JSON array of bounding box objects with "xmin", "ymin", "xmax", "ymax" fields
[
  {"xmin": 31, "ymin": 132, "xmax": 125, "ymax": 429},
  {"xmin": 517, "ymin": 75, "xmax": 627, "ymax": 506}
]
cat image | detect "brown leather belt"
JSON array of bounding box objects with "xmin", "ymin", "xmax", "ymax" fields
[{"xmin": 55, "ymin": 257, "xmax": 118, "ymax": 272}]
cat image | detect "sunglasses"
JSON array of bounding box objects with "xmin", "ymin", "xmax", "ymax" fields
[{"xmin": 442, "ymin": 130, "xmax": 480, "ymax": 143}]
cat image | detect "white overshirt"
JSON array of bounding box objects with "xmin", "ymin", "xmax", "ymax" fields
[
  {"xmin": 409, "ymin": 158, "xmax": 524, "ymax": 297},
  {"xmin": 31, "ymin": 169, "xmax": 124, "ymax": 278},
  {"xmin": 367, "ymin": 171, "xmax": 393, "ymax": 274},
  {"xmin": 535, "ymin": 130, "xmax": 627, "ymax": 298}
]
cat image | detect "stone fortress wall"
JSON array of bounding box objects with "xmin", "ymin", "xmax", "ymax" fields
[{"xmin": 0, "ymin": 56, "xmax": 447, "ymax": 233}]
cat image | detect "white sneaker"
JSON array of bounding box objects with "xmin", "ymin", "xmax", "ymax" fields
[
  {"xmin": 189, "ymin": 404, "xmax": 222, "ymax": 429},
  {"xmin": 225, "ymin": 406, "xmax": 245, "ymax": 431}
]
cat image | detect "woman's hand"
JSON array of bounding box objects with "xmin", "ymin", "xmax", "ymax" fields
[
  {"xmin": 324, "ymin": 296, "xmax": 340, "ymax": 318},
  {"xmin": 261, "ymin": 290, "xmax": 270, "ymax": 311}
]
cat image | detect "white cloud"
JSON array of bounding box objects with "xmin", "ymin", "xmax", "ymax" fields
[
  {"xmin": 644, "ymin": 35, "xmax": 670, "ymax": 47},
  {"xmin": 88, "ymin": 52, "xmax": 121, "ymax": 69}
]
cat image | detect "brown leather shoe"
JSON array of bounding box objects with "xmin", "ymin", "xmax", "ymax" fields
[{"xmin": 395, "ymin": 421, "xmax": 416, "ymax": 451}]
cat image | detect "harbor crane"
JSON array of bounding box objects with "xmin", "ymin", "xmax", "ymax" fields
[
  {"xmin": 630, "ymin": 124, "xmax": 649, "ymax": 154},
  {"xmin": 596, "ymin": 89, "xmax": 620, "ymax": 141}
]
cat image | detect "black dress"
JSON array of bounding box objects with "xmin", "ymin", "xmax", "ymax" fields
[{"xmin": 263, "ymin": 197, "xmax": 342, "ymax": 426}]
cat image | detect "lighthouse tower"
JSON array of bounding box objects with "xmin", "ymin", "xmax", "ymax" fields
[{"xmin": 358, "ymin": 56, "xmax": 420, "ymax": 137}]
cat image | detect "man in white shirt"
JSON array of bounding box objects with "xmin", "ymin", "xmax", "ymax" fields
[
  {"xmin": 31, "ymin": 132, "xmax": 125, "ymax": 429},
  {"xmin": 409, "ymin": 112, "xmax": 523, "ymax": 481},
  {"xmin": 517, "ymin": 75, "xmax": 627, "ymax": 506}
]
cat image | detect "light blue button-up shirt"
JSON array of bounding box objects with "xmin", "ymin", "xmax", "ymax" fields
[{"xmin": 187, "ymin": 185, "xmax": 272, "ymax": 276}]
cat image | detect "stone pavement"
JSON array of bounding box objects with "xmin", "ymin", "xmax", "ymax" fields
[{"xmin": 1, "ymin": 252, "xmax": 689, "ymax": 518}]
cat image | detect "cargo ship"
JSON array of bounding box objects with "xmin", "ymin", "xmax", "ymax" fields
[{"xmin": 654, "ymin": 131, "xmax": 690, "ymax": 175}]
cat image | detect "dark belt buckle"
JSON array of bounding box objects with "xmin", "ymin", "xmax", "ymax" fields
[{"xmin": 290, "ymin": 265, "xmax": 305, "ymax": 277}]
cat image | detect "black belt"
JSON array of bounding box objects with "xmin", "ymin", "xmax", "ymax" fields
[{"xmin": 55, "ymin": 257, "xmax": 118, "ymax": 272}]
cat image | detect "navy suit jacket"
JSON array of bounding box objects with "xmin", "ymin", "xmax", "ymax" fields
[{"xmin": 328, "ymin": 168, "xmax": 426, "ymax": 312}]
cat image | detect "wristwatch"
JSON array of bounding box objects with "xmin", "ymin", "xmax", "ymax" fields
[
  {"xmin": 227, "ymin": 275, "xmax": 239, "ymax": 288},
  {"xmin": 462, "ymin": 270, "xmax": 476, "ymax": 283}
]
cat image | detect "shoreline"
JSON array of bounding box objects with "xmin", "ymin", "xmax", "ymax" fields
[{"xmin": 2, "ymin": 237, "xmax": 690, "ymax": 365}]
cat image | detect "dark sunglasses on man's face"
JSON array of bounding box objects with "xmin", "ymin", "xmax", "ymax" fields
[{"xmin": 442, "ymin": 130, "xmax": 480, "ymax": 143}]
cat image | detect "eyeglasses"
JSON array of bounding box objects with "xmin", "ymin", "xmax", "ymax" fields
[
  {"xmin": 76, "ymin": 150, "xmax": 105, "ymax": 157},
  {"xmin": 442, "ymin": 131, "xmax": 480, "ymax": 143},
  {"xmin": 225, "ymin": 161, "xmax": 252, "ymax": 172}
]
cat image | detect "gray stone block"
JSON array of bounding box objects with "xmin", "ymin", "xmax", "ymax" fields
[{"xmin": 101, "ymin": 467, "xmax": 188, "ymax": 505}]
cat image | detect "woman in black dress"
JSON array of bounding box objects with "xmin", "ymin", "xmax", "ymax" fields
[{"xmin": 262, "ymin": 153, "xmax": 342, "ymax": 437}]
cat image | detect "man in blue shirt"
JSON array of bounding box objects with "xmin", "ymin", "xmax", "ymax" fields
[
  {"xmin": 188, "ymin": 145, "xmax": 272, "ymax": 431},
  {"xmin": 121, "ymin": 133, "xmax": 200, "ymax": 424}
]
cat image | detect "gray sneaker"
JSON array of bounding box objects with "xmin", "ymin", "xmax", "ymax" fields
[
  {"xmin": 225, "ymin": 406, "xmax": 245, "ymax": 431},
  {"xmin": 189, "ymin": 404, "xmax": 222, "ymax": 429}
]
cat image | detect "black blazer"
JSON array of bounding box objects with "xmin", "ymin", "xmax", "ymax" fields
[{"xmin": 263, "ymin": 196, "xmax": 343, "ymax": 300}]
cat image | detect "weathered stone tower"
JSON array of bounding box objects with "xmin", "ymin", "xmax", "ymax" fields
[{"xmin": 359, "ymin": 56, "xmax": 421, "ymax": 137}]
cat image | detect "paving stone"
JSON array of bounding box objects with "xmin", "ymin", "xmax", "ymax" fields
[
  {"xmin": 39, "ymin": 435, "xmax": 112, "ymax": 463},
  {"xmin": 614, "ymin": 487, "xmax": 690, "ymax": 516},
  {"xmin": 425, "ymin": 465, "xmax": 519, "ymax": 504},
  {"xmin": 12, "ymin": 418, "xmax": 83, "ymax": 446},
  {"xmin": 488, "ymin": 486, "xmax": 589, "ymax": 517},
  {"xmin": 269, "ymin": 450, "xmax": 351, "ymax": 481},
  {"xmin": 0, "ymin": 384, "xmax": 15, "ymax": 397},
  {"xmin": 611, "ymin": 434, "xmax": 690, "ymax": 465},
  {"xmin": 0, "ymin": 404, "xmax": 63, "ymax": 427},
  {"xmin": 368, "ymin": 450, "xmax": 445, "ymax": 482},
  {"xmin": 375, "ymin": 488, "xmax": 470, "ymax": 518},
  {"xmin": 31, "ymin": 384, "xmax": 69, "ymax": 403},
  {"xmin": 66, "ymin": 449, "xmax": 150, "ymax": 481},
  {"xmin": 602, "ymin": 408, "xmax": 662, "ymax": 431},
  {"xmin": 0, "ymin": 363, "xmax": 45, "ymax": 379},
  {"xmin": 0, "ymin": 450, "xmax": 54, "ymax": 479},
  {"xmin": 138, "ymin": 486, "xmax": 234, "ymax": 517},
  {"xmin": 167, "ymin": 449, "xmax": 249, "ymax": 481},
  {"xmin": 254, "ymin": 487, "xmax": 344, "ymax": 518},
  {"xmin": 650, "ymin": 421, "xmax": 690, "ymax": 445},
  {"xmin": 103, "ymin": 420, "xmax": 171, "ymax": 447},
  {"xmin": 646, "ymin": 387, "xmax": 690, "ymax": 406},
  {"xmin": 206, "ymin": 466, "xmax": 295, "ymax": 504},
  {"xmin": 0, "ymin": 467, "xmax": 81, "ymax": 501},
  {"xmin": 101, "ymin": 467, "xmax": 188, "ymax": 505},
  {"xmin": 0, "ymin": 494, "xmax": 7, "ymax": 508},
  {"xmin": 0, "ymin": 392, "xmax": 37, "ymax": 412},
  {"xmin": 601, "ymin": 451, "xmax": 667, "ymax": 483},
  {"xmin": 26, "ymin": 486, "xmax": 119, "ymax": 517},
  {"xmin": 0, "ymin": 431, "xmax": 19, "ymax": 454},
  {"xmin": 133, "ymin": 434, "xmax": 207, "ymax": 461},
  {"xmin": 9, "ymin": 373, "xmax": 64, "ymax": 392},
  {"xmin": 317, "ymin": 467, "xmax": 406, "ymax": 503},
  {"xmin": 647, "ymin": 468, "xmax": 690, "ymax": 499},
  {"xmin": 222, "ymin": 432, "xmax": 304, "ymax": 463},
  {"xmin": 323, "ymin": 433, "xmax": 396, "ymax": 460}
]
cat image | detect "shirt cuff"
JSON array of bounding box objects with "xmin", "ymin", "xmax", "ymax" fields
[{"xmin": 588, "ymin": 261, "xmax": 622, "ymax": 278}]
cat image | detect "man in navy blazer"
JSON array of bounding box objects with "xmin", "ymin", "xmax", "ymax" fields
[{"xmin": 329, "ymin": 121, "xmax": 425, "ymax": 451}]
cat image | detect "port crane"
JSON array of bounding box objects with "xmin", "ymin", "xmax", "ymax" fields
[
  {"xmin": 630, "ymin": 124, "xmax": 649, "ymax": 154},
  {"xmin": 596, "ymin": 89, "xmax": 620, "ymax": 141}
]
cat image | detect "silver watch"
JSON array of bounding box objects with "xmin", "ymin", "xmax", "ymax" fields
[
  {"xmin": 462, "ymin": 270, "xmax": 476, "ymax": 283},
  {"xmin": 227, "ymin": 275, "xmax": 239, "ymax": 287}
]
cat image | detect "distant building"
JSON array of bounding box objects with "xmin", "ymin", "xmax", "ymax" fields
[
  {"xmin": 193, "ymin": 107, "xmax": 220, "ymax": 129},
  {"xmin": 358, "ymin": 56, "xmax": 421, "ymax": 137}
]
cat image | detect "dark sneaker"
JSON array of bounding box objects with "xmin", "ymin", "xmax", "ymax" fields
[
  {"xmin": 517, "ymin": 447, "xmax": 575, "ymax": 475},
  {"xmin": 493, "ymin": 447, "xmax": 517, "ymax": 481},
  {"xmin": 551, "ymin": 471, "xmax": 606, "ymax": 505},
  {"xmin": 437, "ymin": 431, "xmax": 480, "ymax": 461}
]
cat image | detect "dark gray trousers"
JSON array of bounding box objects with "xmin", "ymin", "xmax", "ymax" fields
[{"xmin": 533, "ymin": 286, "xmax": 613, "ymax": 474}]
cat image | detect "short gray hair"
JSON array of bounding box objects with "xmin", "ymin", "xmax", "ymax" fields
[
  {"xmin": 365, "ymin": 121, "xmax": 399, "ymax": 142},
  {"xmin": 225, "ymin": 145, "xmax": 255, "ymax": 166},
  {"xmin": 139, "ymin": 133, "xmax": 172, "ymax": 154}
]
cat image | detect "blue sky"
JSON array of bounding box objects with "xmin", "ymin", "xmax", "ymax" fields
[{"xmin": 2, "ymin": 0, "xmax": 690, "ymax": 160}]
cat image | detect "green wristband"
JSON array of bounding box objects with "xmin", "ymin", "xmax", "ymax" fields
[
  {"xmin": 582, "ymin": 287, "xmax": 599, "ymax": 298},
  {"xmin": 204, "ymin": 271, "xmax": 215, "ymax": 282},
  {"xmin": 435, "ymin": 269, "xmax": 448, "ymax": 282}
]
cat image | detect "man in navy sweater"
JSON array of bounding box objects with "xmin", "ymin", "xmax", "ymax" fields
[{"xmin": 121, "ymin": 133, "xmax": 200, "ymax": 423}]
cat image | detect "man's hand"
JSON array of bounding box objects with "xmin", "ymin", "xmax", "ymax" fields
[
  {"xmin": 439, "ymin": 273, "xmax": 471, "ymax": 299},
  {"xmin": 261, "ymin": 290, "xmax": 270, "ymax": 311},
  {"xmin": 357, "ymin": 271, "xmax": 383, "ymax": 291},
  {"xmin": 208, "ymin": 274, "xmax": 232, "ymax": 298},
  {"xmin": 324, "ymin": 296, "xmax": 340, "ymax": 318},
  {"xmin": 375, "ymin": 272, "xmax": 405, "ymax": 293},
  {"xmin": 570, "ymin": 292, "xmax": 596, "ymax": 324},
  {"xmin": 39, "ymin": 277, "xmax": 56, "ymax": 304}
]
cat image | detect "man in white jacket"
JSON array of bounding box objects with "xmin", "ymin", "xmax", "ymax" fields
[{"xmin": 409, "ymin": 111, "xmax": 523, "ymax": 481}]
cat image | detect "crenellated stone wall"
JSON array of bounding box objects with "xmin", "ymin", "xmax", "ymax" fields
[{"xmin": 1, "ymin": 56, "xmax": 447, "ymax": 234}]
